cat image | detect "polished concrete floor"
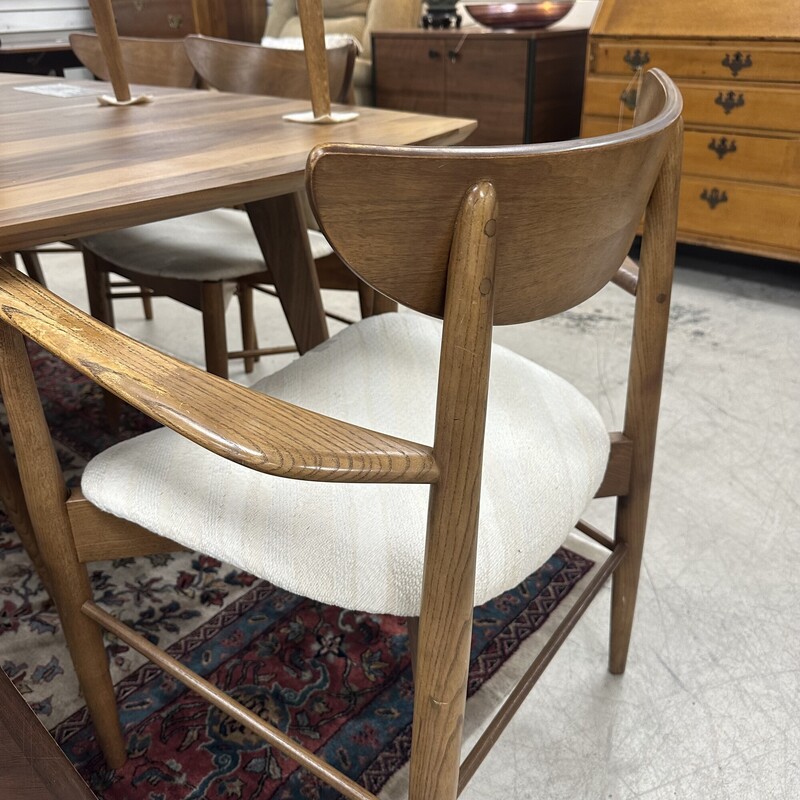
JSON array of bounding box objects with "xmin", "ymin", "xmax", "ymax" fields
[{"xmin": 32, "ymin": 245, "xmax": 800, "ymax": 799}]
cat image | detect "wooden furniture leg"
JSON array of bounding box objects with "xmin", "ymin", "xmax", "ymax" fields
[
  {"xmin": 20, "ymin": 252, "xmax": 47, "ymax": 286},
  {"xmin": 246, "ymin": 194, "xmax": 329, "ymax": 354},
  {"xmin": 237, "ymin": 280, "xmax": 257, "ymax": 373},
  {"xmin": 609, "ymin": 121, "xmax": 682, "ymax": 674},
  {"xmin": 201, "ymin": 282, "xmax": 229, "ymax": 379},
  {"xmin": 0, "ymin": 322, "xmax": 126, "ymax": 768}
]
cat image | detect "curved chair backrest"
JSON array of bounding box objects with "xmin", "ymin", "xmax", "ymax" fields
[
  {"xmin": 183, "ymin": 34, "xmax": 357, "ymax": 103},
  {"xmin": 69, "ymin": 32, "xmax": 197, "ymax": 89},
  {"xmin": 307, "ymin": 69, "xmax": 683, "ymax": 325}
]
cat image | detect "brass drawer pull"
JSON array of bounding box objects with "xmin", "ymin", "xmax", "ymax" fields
[
  {"xmin": 722, "ymin": 52, "xmax": 753, "ymax": 77},
  {"xmin": 708, "ymin": 137, "xmax": 737, "ymax": 159},
  {"xmin": 715, "ymin": 91, "xmax": 745, "ymax": 114},
  {"xmin": 619, "ymin": 88, "xmax": 637, "ymax": 111},
  {"xmin": 623, "ymin": 49, "xmax": 650, "ymax": 71},
  {"xmin": 428, "ymin": 49, "xmax": 441, "ymax": 60},
  {"xmin": 700, "ymin": 188, "xmax": 728, "ymax": 209},
  {"xmin": 167, "ymin": 14, "xmax": 183, "ymax": 30}
]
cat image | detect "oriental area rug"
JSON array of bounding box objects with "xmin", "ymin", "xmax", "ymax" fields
[{"xmin": 0, "ymin": 343, "xmax": 594, "ymax": 799}]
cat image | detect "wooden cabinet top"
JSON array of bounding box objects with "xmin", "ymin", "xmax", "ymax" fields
[
  {"xmin": 592, "ymin": 0, "xmax": 800, "ymax": 41},
  {"xmin": 373, "ymin": 26, "xmax": 588, "ymax": 42}
]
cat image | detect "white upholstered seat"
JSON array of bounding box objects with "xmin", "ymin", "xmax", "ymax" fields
[
  {"xmin": 81, "ymin": 207, "xmax": 334, "ymax": 282},
  {"xmin": 82, "ymin": 312, "xmax": 609, "ymax": 617}
]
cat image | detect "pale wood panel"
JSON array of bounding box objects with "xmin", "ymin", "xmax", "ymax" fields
[
  {"xmin": 0, "ymin": 76, "xmax": 476, "ymax": 251},
  {"xmin": 592, "ymin": 0, "xmax": 800, "ymax": 40},
  {"xmin": 590, "ymin": 39, "xmax": 800, "ymax": 83},
  {"xmin": 584, "ymin": 75, "xmax": 800, "ymax": 133},
  {"xmin": 583, "ymin": 117, "xmax": 800, "ymax": 189},
  {"xmin": 678, "ymin": 176, "xmax": 800, "ymax": 253}
]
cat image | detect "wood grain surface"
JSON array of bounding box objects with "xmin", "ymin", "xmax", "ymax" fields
[
  {"xmin": 0, "ymin": 73, "xmax": 476, "ymax": 252},
  {"xmin": 0, "ymin": 669, "xmax": 96, "ymax": 800}
]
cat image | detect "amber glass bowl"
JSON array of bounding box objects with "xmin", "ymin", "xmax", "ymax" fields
[{"xmin": 464, "ymin": 1, "xmax": 576, "ymax": 29}]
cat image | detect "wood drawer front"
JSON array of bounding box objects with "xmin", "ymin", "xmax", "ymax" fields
[
  {"xmin": 680, "ymin": 176, "xmax": 800, "ymax": 253},
  {"xmin": 684, "ymin": 130, "xmax": 800, "ymax": 189},
  {"xmin": 373, "ymin": 38, "xmax": 447, "ymax": 117},
  {"xmin": 583, "ymin": 118, "xmax": 800, "ymax": 189},
  {"xmin": 584, "ymin": 76, "xmax": 800, "ymax": 133},
  {"xmin": 444, "ymin": 39, "xmax": 529, "ymax": 145},
  {"xmin": 590, "ymin": 40, "xmax": 800, "ymax": 84}
]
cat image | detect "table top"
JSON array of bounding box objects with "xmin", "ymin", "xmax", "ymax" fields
[{"xmin": 1, "ymin": 73, "xmax": 477, "ymax": 251}]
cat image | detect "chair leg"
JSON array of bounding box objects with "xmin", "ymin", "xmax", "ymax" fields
[
  {"xmin": 608, "ymin": 498, "xmax": 647, "ymax": 674},
  {"xmin": 141, "ymin": 287, "xmax": 154, "ymax": 321},
  {"xmin": 83, "ymin": 248, "xmax": 115, "ymax": 328},
  {"xmin": 201, "ymin": 282, "xmax": 229, "ymax": 379},
  {"xmin": 20, "ymin": 251, "xmax": 47, "ymax": 287},
  {"xmin": 83, "ymin": 250, "xmax": 123, "ymax": 428},
  {"xmin": 406, "ymin": 616, "xmax": 419, "ymax": 679},
  {"xmin": 371, "ymin": 291, "xmax": 398, "ymax": 315},
  {"xmin": 237, "ymin": 280, "xmax": 257, "ymax": 373},
  {"xmin": 357, "ymin": 282, "xmax": 374, "ymax": 318},
  {"xmin": 0, "ymin": 323, "xmax": 126, "ymax": 768},
  {"xmin": 609, "ymin": 122, "xmax": 681, "ymax": 675}
]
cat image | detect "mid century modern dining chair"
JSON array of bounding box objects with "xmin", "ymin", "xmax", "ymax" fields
[
  {"xmin": 77, "ymin": 34, "xmax": 365, "ymax": 379},
  {"xmin": 0, "ymin": 69, "xmax": 682, "ymax": 799},
  {"xmin": 69, "ymin": 32, "xmax": 199, "ymax": 89}
]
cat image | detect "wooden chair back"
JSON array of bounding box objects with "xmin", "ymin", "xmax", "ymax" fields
[
  {"xmin": 307, "ymin": 69, "xmax": 683, "ymax": 325},
  {"xmin": 68, "ymin": 32, "xmax": 198, "ymax": 88},
  {"xmin": 183, "ymin": 34, "xmax": 357, "ymax": 103},
  {"xmin": 305, "ymin": 67, "xmax": 683, "ymax": 798}
]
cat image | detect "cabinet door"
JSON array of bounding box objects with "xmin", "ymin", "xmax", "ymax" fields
[
  {"xmin": 445, "ymin": 38, "xmax": 529, "ymax": 145},
  {"xmin": 374, "ymin": 37, "xmax": 446, "ymax": 117}
]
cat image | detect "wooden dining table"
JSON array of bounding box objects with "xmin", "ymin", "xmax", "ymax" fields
[{"xmin": 1, "ymin": 72, "xmax": 476, "ymax": 352}]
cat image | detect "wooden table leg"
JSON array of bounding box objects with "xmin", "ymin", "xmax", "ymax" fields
[{"xmin": 245, "ymin": 194, "xmax": 329, "ymax": 354}]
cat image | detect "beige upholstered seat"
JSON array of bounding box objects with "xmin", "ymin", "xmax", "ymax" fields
[
  {"xmin": 82, "ymin": 312, "xmax": 609, "ymax": 616},
  {"xmin": 82, "ymin": 209, "xmax": 333, "ymax": 282}
]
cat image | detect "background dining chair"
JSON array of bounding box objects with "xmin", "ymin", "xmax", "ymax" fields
[
  {"xmin": 77, "ymin": 35, "xmax": 373, "ymax": 380},
  {"xmin": 69, "ymin": 32, "xmax": 199, "ymax": 89},
  {"xmin": 0, "ymin": 70, "xmax": 682, "ymax": 798},
  {"xmin": 69, "ymin": 32, "xmax": 199, "ymax": 328}
]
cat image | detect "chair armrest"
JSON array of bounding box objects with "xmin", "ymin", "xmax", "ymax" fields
[{"xmin": 0, "ymin": 266, "xmax": 438, "ymax": 484}]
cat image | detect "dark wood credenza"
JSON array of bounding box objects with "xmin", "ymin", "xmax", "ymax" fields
[{"xmin": 373, "ymin": 28, "xmax": 589, "ymax": 146}]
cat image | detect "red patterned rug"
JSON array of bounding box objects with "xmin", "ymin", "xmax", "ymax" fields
[{"xmin": 0, "ymin": 344, "xmax": 593, "ymax": 799}]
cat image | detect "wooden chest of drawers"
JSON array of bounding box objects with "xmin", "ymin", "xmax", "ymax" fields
[{"xmin": 581, "ymin": 0, "xmax": 800, "ymax": 263}]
